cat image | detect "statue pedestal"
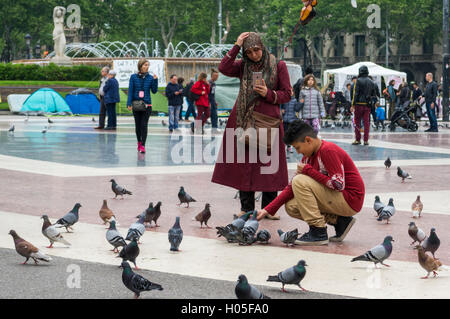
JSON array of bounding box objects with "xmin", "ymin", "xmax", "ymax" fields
[{"xmin": 51, "ymin": 56, "xmax": 73, "ymax": 66}]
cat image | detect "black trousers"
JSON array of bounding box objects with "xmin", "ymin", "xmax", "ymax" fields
[
  {"xmin": 239, "ymin": 191, "xmax": 278, "ymax": 212},
  {"xmin": 133, "ymin": 107, "xmax": 152, "ymax": 146},
  {"xmin": 98, "ymin": 96, "xmax": 106, "ymax": 128}
]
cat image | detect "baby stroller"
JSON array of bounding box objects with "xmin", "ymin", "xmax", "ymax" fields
[{"xmin": 389, "ymin": 101, "xmax": 419, "ymax": 132}]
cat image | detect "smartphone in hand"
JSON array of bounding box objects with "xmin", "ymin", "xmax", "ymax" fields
[{"xmin": 253, "ymin": 72, "xmax": 263, "ymax": 89}]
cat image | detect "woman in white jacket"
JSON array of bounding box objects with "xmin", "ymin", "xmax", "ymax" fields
[{"xmin": 299, "ymin": 74, "xmax": 325, "ymax": 133}]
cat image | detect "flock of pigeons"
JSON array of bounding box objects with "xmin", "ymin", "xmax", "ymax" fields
[{"xmin": 8, "ymin": 117, "xmax": 53, "ymax": 135}]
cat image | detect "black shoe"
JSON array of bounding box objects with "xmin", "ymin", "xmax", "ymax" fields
[
  {"xmin": 190, "ymin": 122, "xmax": 195, "ymax": 134},
  {"xmin": 104, "ymin": 127, "xmax": 116, "ymax": 130},
  {"xmin": 424, "ymin": 128, "xmax": 432, "ymax": 132},
  {"xmin": 295, "ymin": 226, "xmax": 328, "ymax": 246},
  {"xmin": 329, "ymin": 216, "xmax": 356, "ymax": 242}
]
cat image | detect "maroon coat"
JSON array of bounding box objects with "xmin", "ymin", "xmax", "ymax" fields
[{"xmin": 211, "ymin": 45, "xmax": 292, "ymax": 192}]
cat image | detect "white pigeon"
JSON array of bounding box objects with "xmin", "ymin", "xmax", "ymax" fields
[{"xmin": 41, "ymin": 215, "xmax": 71, "ymax": 248}]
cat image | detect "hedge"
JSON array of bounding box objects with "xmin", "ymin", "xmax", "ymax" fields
[{"xmin": 0, "ymin": 63, "xmax": 100, "ymax": 81}]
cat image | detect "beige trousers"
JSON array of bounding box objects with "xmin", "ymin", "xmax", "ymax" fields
[{"xmin": 285, "ymin": 174, "xmax": 357, "ymax": 228}]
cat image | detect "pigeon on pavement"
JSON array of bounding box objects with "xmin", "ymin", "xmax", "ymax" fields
[
  {"xmin": 41, "ymin": 215, "xmax": 71, "ymax": 248},
  {"xmin": 9, "ymin": 230, "xmax": 52, "ymax": 264},
  {"xmin": 235, "ymin": 275, "xmax": 270, "ymax": 299},
  {"xmin": 237, "ymin": 210, "xmax": 259, "ymax": 245},
  {"xmin": 377, "ymin": 198, "xmax": 395, "ymax": 224},
  {"xmin": 397, "ymin": 166, "xmax": 412, "ymax": 183},
  {"xmin": 256, "ymin": 230, "xmax": 271, "ymax": 244},
  {"xmin": 8, "ymin": 124, "xmax": 15, "ymax": 133},
  {"xmin": 415, "ymin": 245, "xmax": 442, "ymax": 279},
  {"xmin": 119, "ymin": 237, "xmax": 140, "ymax": 269},
  {"xmin": 126, "ymin": 215, "xmax": 146, "ymax": 243},
  {"xmin": 421, "ymin": 228, "xmax": 440, "ymax": 259},
  {"xmin": 136, "ymin": 202, "xmax": 154, "ymax": 228},
  {"xmin": 384, "ymin": 157, "xmax": 391, "ymax": 169},
  {"xmin": 120, "ymin": 261, "xmax": 163, "ymax": 298},
  {"xmin": 177, "ymin": 186, "xmax": 196, "ymax": 208},
  {"xmin": 373, "ymin": 196, "xmax": 385, "ymax": 217},
  {"xmin": 408, "ymin": 222, "xmax": 426, "ymax": 246},
  {"xmin": 278, "ymin": 228, "xmax": 299, "ymax": 246},
  {"xmin": 216, "ymin": 212, "xmax": 252, "ymax": 243},
  {"xmin": 55, "ymin": 203, "xmax": 82, "ymax": 232},
  {"xmin": 106, "ymin": 220, "xmax": 127, "ymax": 253},
  {"xmin": 267, "ymin": 260, "xmax": 308, "ymax": 292},
  {"xmin": 351, "ymin": 236, "xmax": 394, "ymax": 267},
  {"xmin": 411, "ymin": 195, "xmax": 423, "ymax": 218},
  {"xmin": 110, "ymin": 179, "xmax": 132, "ymax": 199},
  {"xmin": 99, "ymin": 200, "xmax": 116, "ymax": 226},
  {"xmin": 168, "ymin": 216, "xmax": 183, "ymax": 252},
  {"xmin": 194, "ymin": 203, "xmax": 212, "ymax": 228},
  {"xmin": 150, "ymin": 201, "xmax": 162, "ymax": 228}
]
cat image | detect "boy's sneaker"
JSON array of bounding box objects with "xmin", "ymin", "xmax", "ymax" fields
[
  {"xmin": 295, "ymin": 226, "xmax": 328, "ymax": 246},
  {"xmin": 329, "ymin": 216, "xmax": 356, "ymax": 242}
]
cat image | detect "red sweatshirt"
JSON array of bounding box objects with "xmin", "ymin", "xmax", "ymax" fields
[
  {"xmin": 265, "ymin": 140, "xmax": 365, "ymax": 215},
  {"xmin": 191, "ymin": 80, "xmax": 210, "ymax": 107}
]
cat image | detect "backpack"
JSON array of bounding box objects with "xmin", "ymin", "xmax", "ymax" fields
[{"xmin": 189, "ymin": 87, "xmax": 201, "ymax": 101}]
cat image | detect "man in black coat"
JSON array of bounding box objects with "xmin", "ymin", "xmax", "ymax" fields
[
  {"xmin": 165, "ymin": 74, "xmax": 184, "ymax": 132},
  {"xmin": 422, "ymin": 73, "xmax": 439, "ymax": 132},
  {"xmin": 103, "ymin": 70, "xmax": 120, "ymax": 130}
]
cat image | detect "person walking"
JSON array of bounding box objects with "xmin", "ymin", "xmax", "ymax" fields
[
  {"xmin": 184, "ymin": 78, "xmax": 197, "ymax": 121},
  {"xmin": 351, "ymin": 65, "xmax": 375, "ymax": 145},
  {"xmin": 211, "ymin": 31, "xmax": 292, "ymax": 220},
  {"xmin": 190, "ymin": 73, "xmax": 210, "ymax": 134},
  {"xmin": 103, "ymin": 70, "xmax": 120, "ymax": 130},
  {"xmin": 165, "ymin": 74, "xmax": 184, "ymax": 133},
  {"xmin": 127, "ymin": 58, "xmax": 158, "ymax": 153},
  {"xmin": 95, "ymin": 66, "xmax": 109, "ymax": 130},
  {"xmin": 177, "ymin": 77, "xmax": 185, "ymax": 122},
  {"xmin": 423, "ymin": 73, "xmax": 439, "ymax": 132},
  {"xmin": 298, "ymin": 74, "xmax": 325, "ymax": 134},
  {"xmin": 386, "ymin": 79, "xmax": 397, "ymax": 119},
  {"xmin": 209, "ymin": 69, "xmax": 220, "ymax": 133}
]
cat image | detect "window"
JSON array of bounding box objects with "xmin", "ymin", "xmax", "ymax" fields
[
  {"xmin": 334, "ymin": 35, "xmax": 344, "ymax": 57},
  {"xmin": 355, "ymin": 35, "xmax": 366, "ymax": 56}
]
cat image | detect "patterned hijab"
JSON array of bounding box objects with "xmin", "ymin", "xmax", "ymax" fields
[{"xmin": 236, "ymin": 32, "xmax": 278, "ymax": 128}]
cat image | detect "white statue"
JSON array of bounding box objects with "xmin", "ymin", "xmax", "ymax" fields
[{"xmin": 51, "ymin": 6, "xmax": 71, "ymax": 64}]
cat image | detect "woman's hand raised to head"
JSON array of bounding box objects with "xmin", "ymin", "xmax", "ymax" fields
[{"xmin": 236, "ymin": 32, "xmax": 250, "ymax": 47}]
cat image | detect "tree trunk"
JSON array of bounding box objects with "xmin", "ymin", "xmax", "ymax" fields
[
  {"xmin": 210, "ymin": 21, "xmax": 216, "ymax": 44},
  {"xmin": 221, "ymin": 11, "xmax": 231, "ymax": 43}
]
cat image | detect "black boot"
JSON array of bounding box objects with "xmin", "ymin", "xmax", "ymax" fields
[
  {"xmin": 295, "ymin": 226, "xmax": 328, "ymax": 246},
  {"xmin": 329, "ymin": 216, "xmax": 356, "ymax": 242}
]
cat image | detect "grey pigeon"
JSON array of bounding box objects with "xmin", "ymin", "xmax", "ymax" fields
[
  {"xmin": 150, "ymin": 201, "xmax": 162, "ymax": 228},
  {"xmin": 92, "ymin": 117, "xmax": 96, "ymax": 122},
  {"xmin": 373, "ymin": 196, "xmax": 385, "ymax": 217},
  {"xmin": 55, "ymin": 203, "xmax": 82, "ymax": 232},
  {"xmin": 397, "ymin": 166, "xmax": 412, "ymax": 183},
  {"xmin": 256, "ymin": 230, "xmax": 271, "ymax": 244},
  {"xmin": 41, "ymin": 215, "xmax": 71, "ymax": 248},
  {"xmin": 384, "ymin": 157, "xmax": 391, "ymax": 169},
  {"xmin": 216, "ymin": 212, "xmax": 252, "ymax": 243},
  {"xmin": 267, "ymin": 260, "xmax": 307, "ymax": 292},
  {"xmin": 119, "ymin": 237, "xmax": 140, "ymax": 269},
  {"xmin": 177, "ymin": 186, "xmax": 196, "ymax": 207},
  {"xmin": 408, "ymin": 222, "xmax": 426, "ymax": 246},
  {"xmin": 162, "ymin": 120, "xmax": 167, "ymax": 126},
  {"xmin": 42, "ymin": 126, "xmax": 48, "ymax": 134},
  {"xmin": 126, "ymin": 215, "xmax": 146, "ymax": 243},
  {"xmin": 351, "ymin": 236, "xmax": 394, "ymax": 267},
  {"xmin": 237, "ymin": 210, "xmax": 259, "ymax": 245},
  {"xmin": 110, "ymin": 179, "xmax": 132, "ymax": 199},
  {"xmin": 121, "ymin": 261, "xmax": 163, "ymax": 299},
  {"xmin": 47, "ymin": 118, "xmax": 54, "ymax": 124},
  {"xmin": 421, "ymin": 228, "xmax": 440, "ymax": 259},
  {"xmin": 235, "ymin": 274, "xmax": 270, "ymax": 299},
  {"xmin": 8, "ymin": 124, "xmax": 15, "ymax": 133},
  {"xmin": 194, "ymin": 203, "xmax": 212, "ymax": 228},
  {"xmin": 106, "ymin": 220, "xmax": 127, "ymax": 253},
  {"xmin": 377, "ymin": 198, "xmax": 395, "ymax": 224},
  {"xmin": 9, "ymin": 230, "xmax": 52, "ymax": 264},
  {"xmin": 168, "ymin": 216, "xmax": 183, "ymax": 252},
  {"xmin": 278, "ymin": 228, "xmax": 299, "ymax": 246},
  {"xmin": 136, "ymin": 202, "xmax": 154, "ymax": 228}
]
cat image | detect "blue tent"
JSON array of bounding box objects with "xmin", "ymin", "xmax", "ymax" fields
[
  {"xmin": 21, "ymin": 88, "xmax": 72, "ymax": 114},
  {"xmin": 65, "ymin": 91, "xmax": 100, "ymax": 114}
]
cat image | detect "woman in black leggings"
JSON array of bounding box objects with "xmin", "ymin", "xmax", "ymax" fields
[{"xmin": 127, "ymin": 58, "xmax": 158, "ymax": 154}]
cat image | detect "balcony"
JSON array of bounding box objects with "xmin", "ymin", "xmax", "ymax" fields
[{"xmin": 376, "ymin": 54, "xmax": 441, "ymax": 64}]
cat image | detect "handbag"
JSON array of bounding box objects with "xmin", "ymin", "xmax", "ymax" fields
[{"xmin": 132, "ymin": 100, "xmax": 148, "ymax": 112}]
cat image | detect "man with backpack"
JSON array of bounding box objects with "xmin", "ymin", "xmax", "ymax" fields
[{"xmin": 184, "ymin": 78, "xmax": 197, "ymax": 121}]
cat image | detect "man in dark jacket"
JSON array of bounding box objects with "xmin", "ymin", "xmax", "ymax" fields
[
  {"xmin": 184, "ymin": 78, "xmax": 197, "ymax": 121},
  {"xmin": 351, "ymin": 65, "xmax": 375, "ymax": 145},
  {"xmin": 103, "ymin": 70, "xmax": 120, "ymax": 130},
  {"xmin": 165, "ymin": 74, "xmax": 184, "ymax": 132},
  {"xmin": 209, "ymin": 69, "xmax": 220, "ymax": 133},
  {"xmin": 422, "ymin": 73, "xmax": 439, "ymax": 132}
]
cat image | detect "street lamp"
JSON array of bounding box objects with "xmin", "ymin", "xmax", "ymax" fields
[
  {"xmin": 24, "ymin": 34, "xmax": 31, "ymax": 59},
  {"xmin": 35, "ymin": 41, "xmax": 41, "ymax": 59}
]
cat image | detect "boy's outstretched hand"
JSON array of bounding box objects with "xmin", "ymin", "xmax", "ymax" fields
[{"xmin": 256, "ymin": 209, "xmax": 269, "ymax": 221}]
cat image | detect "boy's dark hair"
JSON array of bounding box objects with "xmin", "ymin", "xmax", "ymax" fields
[
  {"xmin": 351, "ymin": 76, "xmax": 357, "ymax": 81},
  {"xmin": 170, "ymin": 74, "xmax": 177, "ymax": 79},
  {"xmin": 283, "ymin": 120, "xmax": 317, "ymax": 145},
  {"xmin": 177, "ymin": 77, "xmax": 184, "ymax": 84}
]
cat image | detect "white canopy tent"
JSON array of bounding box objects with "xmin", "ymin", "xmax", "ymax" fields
[{"xmin": 323, "ymin": 61, "xmax": 407, "ymax": 93}]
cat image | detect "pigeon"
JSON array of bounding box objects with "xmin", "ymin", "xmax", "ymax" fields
[
  {"xmin": 255, "ymin": 192, "xmax": 262, "ymax": 202},
  {"xmin": 256, "ymin": 230, "xmax": 271, "ymax": 244},
  {"xmin": 177, "ymin": 186, "xmax": 196, "ymax": 208},
  {"xmin": 384, "ymin": 157, "xmax": 391, "ymax": 169},
  {"xmin": 119, "ymin": 237, "xmax": 140, "ymax": 269},
  {"xmin": 106, "ymin": 220, "xmax": 127, "ymax": 253},
  {"xmin": 149, "ymin": 201, "xmax": 162, "ymax": 228},
  {"xmin": 411, "ymin": 195, "xmax": 423, "ymax": 218},
  {"xmin": 136, "ymin": 202, "xmax": 154, "ymax": 228},
  {"xmin": 415, "ymin": 245, "xmax": 442, "ymax": 279},
  {"xmin": 110, "ymin": 179, "xmax": 132, "ymax": 199},
  {"xmin": 377, "ymin": 198, "xmax": 395, "ymax": 224},
  {"xmin": 99, "ymin": 199, "xmax": 116, "ymax": 226},
  {"xmin": 233, "ymin": 191, "xmax": 240, "ymax": 199},
  {"xmin": 92, "ymin": 117, "xmax": 96, "ymax": 122},
  {"xmin": 47, "ymin": 118, "xmax": 54, "ymax": 124},
  {"xmin": 162, "ymin": 120, "xmax": 167, "ymax": 126},
  {"xmin": 194, "ymin": 203, "xmax": 212, "ymax": 228},
  {"xmin": 267, "ymin": 260, "xmax": 308, "ymax": 292},
  {"xmin": 55, "ymin": 203, "xmax": 82, "ymax": 232},
  {"xmin": 42, "ymin": 126, "xmax": 48, "ymax": 134},
  {"xmin": 421, "ymin": 228, "xmax": 440, "ymax": 259},
  {"xmin": 168, "ymin": 216, "xmax": 183, "ymax": 252},
  {"xmin": 8, "ymin": 124, "xmax": 15, "ymax": 133},
  {"xmin": 408, "ymin": 222, "xmax": 427, "ymax": 246},
  {"xmin": 278, "ymin": 228, "xmax": 299, "ymax": 246},
  {"xmin": 126, "ymin": 215, "xmax": 146, "ymax": 243},
  {"xmin": 373, "ymin": 196, "xmax": 385, "ymax": 217},
  {"xmin": 351, "ymin": 236, "xmax": 394, "ymax": 267},
  {"xmin": 9, "ymin": 230, "xmax": 52, "ymax": 264},
  {"xmin": 235, "ymin": 275, "xmax": 270, "ymax": 299},
  {"xmin": 41, "ymin": 215, "xmax": 71, "ymax": 248},
  {"xmin": 216, "ymin": 211, "xmax": 252, "ymax": 243},
  {"xmin": 120, "ymin": 261, "xmax": 163, "ymax": 298},
  {"xmin": 397, "ymin": 166, "xmax": 412, "ymax": 183},
  {"xmin": 237, "ymin": 210, "xmax": 259, "ymax": 245},
  {"xmin": 25, "ymin": 115, "xmax": 29, "ymax": 123}
]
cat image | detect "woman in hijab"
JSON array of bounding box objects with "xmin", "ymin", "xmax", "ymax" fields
[{"xmin": 211, "ymin": 32, "xmax": 292, "ymax": 220}]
